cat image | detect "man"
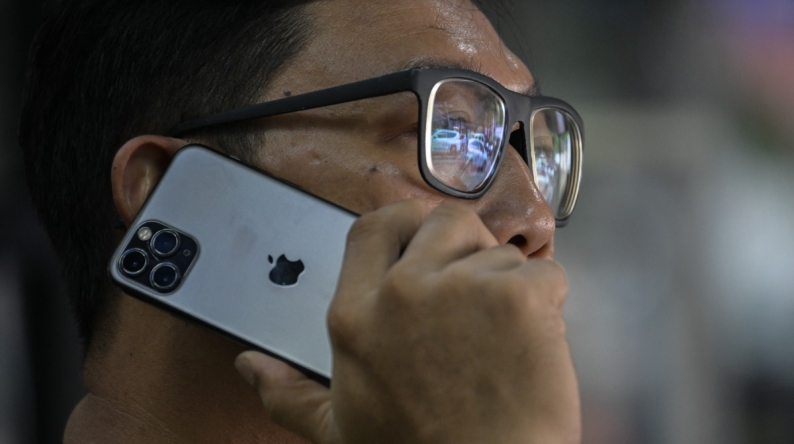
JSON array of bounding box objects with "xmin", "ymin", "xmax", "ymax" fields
[{"xmin": 20, "ymin": 0, "xmax": 582, "ymax": 442}]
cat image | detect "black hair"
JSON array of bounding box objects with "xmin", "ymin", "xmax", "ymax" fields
[{"xmin": 18, "ymin": 0, "xmax": 312, "ymax": 350}]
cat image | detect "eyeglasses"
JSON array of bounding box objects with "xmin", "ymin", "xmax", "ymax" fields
[{"xmin": 166, "ymin": 67, "xmax": 584, "ymax": 226}]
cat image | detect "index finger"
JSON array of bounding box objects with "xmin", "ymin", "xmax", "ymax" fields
[
  {"xmin": 400, "ymin": 202, "xmax": 499, "ymax": 271},
  {"xmin": 334, "ymin": 199, "xmax": 431, "ymax": 302}
]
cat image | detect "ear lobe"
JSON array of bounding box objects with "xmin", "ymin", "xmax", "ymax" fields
[{"xmin": 112, "ymin": 135, "xmax": 187, "ymax": 227}]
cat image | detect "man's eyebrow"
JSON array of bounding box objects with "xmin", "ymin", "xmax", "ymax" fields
[
  {"xmin": 398, "ymin": 57, "xmax": 541, "ymax": 97},
  {"xmin": 520, "ymin": 82, "xmax": 541, "ymax": 98},
  {"xmin": 399, "ymin": 56, "xmax": 483, "ymax": 73}
]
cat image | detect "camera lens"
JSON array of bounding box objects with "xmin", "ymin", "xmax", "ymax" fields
[
  {"xmin": 151, "ymin": 229, "xmax": 180, "ymax": 257},
  {"xmin": 150, "ymin": 263, "xmax": 180, "ymax": 291},
  {"xmin": 120, "ymin": 249, "xmax": 148, "ymax": 276}
]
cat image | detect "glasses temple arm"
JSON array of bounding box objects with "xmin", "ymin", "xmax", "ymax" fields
[{"xmin": 166, "ymin": 70, "xmax": 415, "ymax": 137}]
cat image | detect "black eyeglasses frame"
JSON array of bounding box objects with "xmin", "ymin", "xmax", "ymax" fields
[{"xmin": 166, "ymin": 66, "xmax": 584, "ymax": 226}]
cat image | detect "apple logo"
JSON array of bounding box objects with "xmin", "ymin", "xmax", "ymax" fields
[{"xmin": 267, "ymin": 254, "xmax": 305, "ymax": 286}]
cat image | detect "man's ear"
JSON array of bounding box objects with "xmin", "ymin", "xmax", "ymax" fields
[{"xmin": 112, "ymin": 135, "xmax": 188, "ymax": 227}]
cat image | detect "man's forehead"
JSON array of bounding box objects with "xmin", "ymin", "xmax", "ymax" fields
[
  {"xmin": 400, "ymin": 56, "xmax": 539, "ymax": 97},
  {"xmin": 269, "ymin": 0, "xmax": 533, "ymax": 97}
]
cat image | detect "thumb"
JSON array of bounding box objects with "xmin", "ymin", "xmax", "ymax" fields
[{"xmin": 235, "ymin": 351, "xmax": 338, "ymax": 444}]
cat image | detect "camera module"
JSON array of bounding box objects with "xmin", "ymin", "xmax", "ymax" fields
[
  {"xmin": 120, "ymin": 248, "xmax": 148, "ymax": 276},
  {"xmin": 150, "ymin": 263, "xmax": 180, "ymax": 291},
  {"xmin": 151, "ymin": 229, "xmax": 180, "ymax": 257},
  {"xmin": 118, "ymin": 221, "xmax": 197, "ymax": 294}
]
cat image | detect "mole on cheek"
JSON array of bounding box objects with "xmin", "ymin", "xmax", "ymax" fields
[
  {"xmin": 369, "ymin": 165, "xmax": 379, "ymax": 173},
  {"xmin": 308, "ymin": 150, "xmax": 323, "ymax": 162}
]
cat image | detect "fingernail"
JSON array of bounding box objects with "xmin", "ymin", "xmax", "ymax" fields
[{"xmin": 235, "ymin": 352, "xmax": 256, "ymax": 386}]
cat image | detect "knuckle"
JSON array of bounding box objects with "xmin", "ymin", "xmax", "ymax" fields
[
  {"xmin": 494, "ymin": 261, "xmax": 570, "ymax": 318},
  {"xmin": 326, "ymin": 300, "xmax": 361, "ymax": 351},
  {"xmin": 440, "ymin": 260, "xmax": 468, "ymax": 282},
  {"xmin": 379, "ymin": 264, "xmax": 418, "ymax": 305},
  {"xmin": 346, "ymin": 212, "xmax": 386, "ymax": 245}
]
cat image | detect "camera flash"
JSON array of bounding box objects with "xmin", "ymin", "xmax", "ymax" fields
[{"xmin": 137, "ymin": 227, "xmax": 153, "ymax": 241}]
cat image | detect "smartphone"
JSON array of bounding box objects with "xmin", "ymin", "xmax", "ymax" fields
[{"xmin": 108, "ymin": 144, "xmax": 357, "ymax": 383}]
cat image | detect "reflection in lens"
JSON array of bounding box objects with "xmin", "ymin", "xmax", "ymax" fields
[
  {"xmin": 150, "ymin": 263, "xmax": 180, "ymax": 291},
  {"xmin": 151, "ymin": 229, "xmax": 180, "ymax": 257},
  {"xmin": 120, "ymin": 248, "xmax": 148, "ymax": 276},
  {"xmin": 531, "ymin": 109, "xmax": 577, "ymax": 219},
  {"xmin": 427, "ymin": 79, "xmax": 506, "ymax": 192}
]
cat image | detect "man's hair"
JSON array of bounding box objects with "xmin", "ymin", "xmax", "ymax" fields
[{"xmin": 18, "ymin": 0, "xmax": 312, "ymax": 349}]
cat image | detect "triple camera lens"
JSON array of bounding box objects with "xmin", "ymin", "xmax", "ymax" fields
[{"xmin": 118, "ymin": 225, "xmax": 193, "ymax": 294}]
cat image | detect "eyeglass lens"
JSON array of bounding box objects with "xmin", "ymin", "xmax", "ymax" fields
[
  {"xmin": 427, "ymin": 79, "xmax": 506, "ymax": 193},
  {"xmin": 531, "ymin": 108, "xmax": 577, "ymax": 219},
  {"xmin": 426, "ymin": 79, "xmax": 578, "ymax": 220}
]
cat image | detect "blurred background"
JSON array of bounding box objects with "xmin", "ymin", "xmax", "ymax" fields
[{"xmin": 1, "ymin": 0, "xmax": 792, "ymax": 443}]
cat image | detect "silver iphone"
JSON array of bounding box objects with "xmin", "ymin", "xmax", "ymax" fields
[{"xmin": 108, "ymin": 145, "xmax": 357, "ymax": 382}]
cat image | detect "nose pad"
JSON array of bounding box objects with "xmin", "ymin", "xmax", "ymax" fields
[
  {"xmin": 476, "ymin": 145, "xmax": 555, "ymax": 258},
  {"xmin": 507, "ymin": 124, "xmax": 539, "ymax": 191},
  {"xmin": 509, "ymin": 128, "xmax": 527, "ymax": 160}
]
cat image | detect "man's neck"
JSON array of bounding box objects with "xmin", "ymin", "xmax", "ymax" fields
[
  {"xmin": 64, "ymin": 393, "xmax": 185, "ymax": 443},
  {"xmin": 64, "ymin": 294, "xmax": 308, "ymax": 444}
]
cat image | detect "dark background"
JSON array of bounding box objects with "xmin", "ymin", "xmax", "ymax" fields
[
  {"xmin": 1, "ymin": 1, "xmax": 84, "ymax": 444},
  {"xmin": 2, "ymin": 1, "xmax": 793, "ymax": 443}
]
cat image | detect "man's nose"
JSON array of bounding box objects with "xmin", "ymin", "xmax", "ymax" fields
[{"xmin": 473, "ymin": 146, "xmax": 555, "ymax": 259}]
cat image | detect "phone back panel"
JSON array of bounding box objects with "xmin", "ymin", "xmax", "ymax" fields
[{"xmin": 109, "ymin": 145, "xmax": 357, "ymax": 379}]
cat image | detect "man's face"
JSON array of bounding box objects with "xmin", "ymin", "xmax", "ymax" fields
[{"xmin": 248, "ymin": 0, "xmax": 554, "ymax": 257}]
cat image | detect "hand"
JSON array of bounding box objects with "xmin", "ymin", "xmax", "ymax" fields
[{"xmin": 235, "ymin": 200, "xmax": 581, "ymax": 444}]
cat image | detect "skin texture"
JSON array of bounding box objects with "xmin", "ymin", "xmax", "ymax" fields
[{"xmin": 65, "ymin": 0, "xmax": 580, "ymax": 443}]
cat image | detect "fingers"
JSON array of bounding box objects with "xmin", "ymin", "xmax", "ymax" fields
[
  {"xmin": 334, "ymin": 199, "xmax": 430, "ymax": 303},
  {"xmin": 400, "ymin": 202, "xmax": 499, "ymax": 271},
  {"xmin": 449, "ymin": 243, "xmax": 527, "ymax": 274},
  {"xmin": 235, "ymin": 352, "xmax": 337, "ymax": 444},
  {"xmin": 332, "ymin": 200, "xmax": 503, "ymax": 338},
  {"xmin": 338, "ymin": 200, "xmax": 503, "ymax": 297}
]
